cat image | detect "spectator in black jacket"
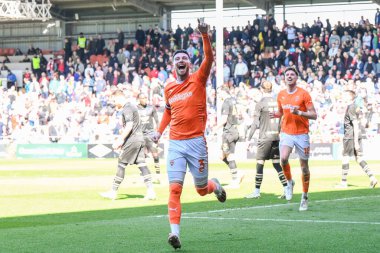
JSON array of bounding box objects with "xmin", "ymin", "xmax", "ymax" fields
[
  {"xmin": 135, "ymin": 25, "xmax": 146, "ymax": 47},
  {"xmin": 95, "ymin": 34, "xmax": 105, "ymax": 55}
]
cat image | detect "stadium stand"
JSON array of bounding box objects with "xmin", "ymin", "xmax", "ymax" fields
[{"xmin": 1, "ymin": 13, "xmax": 380, "ymax": 148}]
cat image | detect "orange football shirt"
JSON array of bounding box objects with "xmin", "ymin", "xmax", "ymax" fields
[
  {"xmin": 277, "ymin": 87, "xmax": 314, "ymax": 135},
  {"xmin": 160, "ymin": 34, "xmax": 213, "ymax": 140}
]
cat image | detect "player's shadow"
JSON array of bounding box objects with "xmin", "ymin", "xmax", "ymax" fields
[{"xmin": 117, "ymin": 194, "xmax": 145, "ymax": 200}]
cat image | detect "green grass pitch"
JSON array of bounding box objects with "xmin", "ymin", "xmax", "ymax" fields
[{"xmin": 0, "ymin": 159, "xmax": 379, "ymax": 253}]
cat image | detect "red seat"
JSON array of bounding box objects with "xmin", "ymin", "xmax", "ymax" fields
[
  {"xmin": 3, "ymin": 48, "xmax": 9, "ymax": 56},
  {"xmin": 7, "ymin": 48, "xmax": 15, "ymax": 56},
  {"xmin": 42, "ymin": 49, "xmax": 52, "ymax": 55},
  {"xmin": 97, "ymin": 55, "xmax": 109, "ymax": 65},
  {"xmin": 0, "ymin": 48, "xmax": 3, "ymax": 56},
  {"xmin": 90, "ymin": 54, "xmax": 97, "ymax": 64},
  {"xmin": 53, "ymin": 49, "xmax": 65, "ymax": 57}
]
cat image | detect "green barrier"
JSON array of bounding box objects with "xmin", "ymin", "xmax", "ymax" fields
[{"xmin": 16, "ymin": 144, "xmax": 88, "ymax": 159}]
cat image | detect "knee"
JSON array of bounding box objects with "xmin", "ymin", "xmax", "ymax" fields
[
  {"xmin": 169, "ymin": 183, "xmax": 183, "ymax": 196},
  {"xmin": 227, "ymin": 153, "xmax": 235, "ymax": 161},
  {"xmin": 257, "ymin": 160, "xmax": 264, "ymax": 165},
  {"xmin": 342, "ymin": 156, "xmax": 350, "ymax": 164},
  {"xmin": 301, "ymin": 166, "xmax": 310, "ymax": 175},
  {"xmin": 280, "ymin": 158, "xmax": 288, "ymax": 165},
  {"xmin": 196, "ymin": 186, "xmax": 208, "ymax": 196}
]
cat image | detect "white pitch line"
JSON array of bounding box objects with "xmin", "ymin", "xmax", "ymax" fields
[
  {"xmin": 151, "ymin": 195, "xmax": 380, "ymax": 218},
  {"xmin": 181, "ymin": 216, "xmax": 380, "ymax": 225}
]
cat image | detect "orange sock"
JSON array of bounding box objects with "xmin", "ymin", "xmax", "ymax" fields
[
  {"xmin": 196, "ymin": 180, "xmax": 217, "ymax": 196},
  {"xmin": 168, "ymin": 183, "xmax": 183, "ymax": 225},
  {"xmin": 282, "ymin": 163, "xmax": 292, "ymax": 180},
  {"xmin": 207, "ymin": 180, "xmax": 217, "ymax": 193},
  {"xmin": 302, "ymin": 173, "xmax": 310, "ymax": 193}
]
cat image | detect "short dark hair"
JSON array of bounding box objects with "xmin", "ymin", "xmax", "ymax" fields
[
  {"xmin": 173, "ymin": 49, "xmax": 190, "ymax": 58},
  {"xmin": 284, "ymin": 67, "xmax": 299, "ymax": 76}
]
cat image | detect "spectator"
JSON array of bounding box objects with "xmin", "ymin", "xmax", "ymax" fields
[
  {"xmin": 7, "ymin": 71, "xmax": 17, "ymax": 90},
  {"xmin": 135, "ymin": 25, "xmax": 146, "ymax": 46},
  {"xmin": 234, "ymin": 58, "xmax": 248, "ymax": 86},
  {"xmin": 115, "ymin": 28, "xmax": 125, "ymax": 53},
  {"xmin": 95, "ymin": 34, "xmax": 105, "ymax": 55},
  {"xmin": 329, "ymin": 30, "xmax": 341, "ymax": 48},
  {"xmin": 376, "ymin": 8, "xmax": 380, "ymax": 26}
]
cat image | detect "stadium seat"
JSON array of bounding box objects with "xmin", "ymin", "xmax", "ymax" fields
[
  {"xmin": 42, "ymin": 49, "xmax": 53, "ymax": 55},
  {"xmin": 90, "ymin": 54, "xmax": 97, "ymax": 64},
  {"xmin": 8, "ymin": 48, "xmax": 15, "ymax": 56},
  {"xmin": 97, "ymin": 55, "xmax": 109, "ymax": 65},
  {"xmin": 53, "ymin": 49, "xmax": 65, "ymax": 57}
]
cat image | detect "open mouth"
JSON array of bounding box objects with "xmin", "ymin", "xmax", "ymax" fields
[{"xmin": 177, "ymin": 64, "xmax": 186, "ymax": 71}]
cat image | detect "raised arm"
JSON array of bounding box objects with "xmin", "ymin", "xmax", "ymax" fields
[{"xmin": 197, "ymin": 19, "xmax": 213, "ymax": 82}]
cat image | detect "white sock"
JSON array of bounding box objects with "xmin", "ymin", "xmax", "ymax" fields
[
  {"xmin": 302, "ymin": 192, "xmax": 308, "ymax": 199},
  {"xmin": 170, "ymin": 224, "xmax": 180, "ymax": 236}
]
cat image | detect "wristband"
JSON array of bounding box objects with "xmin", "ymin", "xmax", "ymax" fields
[{"xmin": 298, "ymin": 111, "xmax": 302, "ymax": 116}]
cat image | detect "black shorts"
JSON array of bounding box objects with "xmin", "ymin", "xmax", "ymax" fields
[
  {"xmin": 256, "ymin": 140, "xmax": 280, "ymax": 160},
  {"xmin": 144, "ymin": 136, "xmax": 158, "ymax": 153},
  {"xmin": 222, "ymin": 130, "xmax": 239, "ymax": 154},
  {"xmin": 119, "ymin": 141, "xmax": 146, "ymax": 165},
  {"xmin": 343, "ymin": 138, "xmax": 363, "ymax": 157}
]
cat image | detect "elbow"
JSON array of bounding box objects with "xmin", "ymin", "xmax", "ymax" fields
[{"xmin": 312, "ymin": 113, "xmax": 318, "ymax": 120}]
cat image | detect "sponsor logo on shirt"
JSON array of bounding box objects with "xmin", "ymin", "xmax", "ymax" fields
[
  {"xmin": 282, "ymin": 104, "xmax": 300, "ymax": 110},
  {"xmin": 168, "ymin": 91, "xmax": 193, "ymax": 104}
]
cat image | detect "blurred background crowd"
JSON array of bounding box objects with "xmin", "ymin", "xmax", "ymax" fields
[{"xmin": 1, "ymin": 11, "xmax": 380, "ymax": 144}]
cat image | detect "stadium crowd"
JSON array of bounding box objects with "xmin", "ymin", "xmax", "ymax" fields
[{"xmin": 1, "ymin": 11, "xmax": 380, "ymax": 144}]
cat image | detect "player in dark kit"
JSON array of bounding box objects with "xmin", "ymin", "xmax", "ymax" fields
[
  {"xmin": 218, "ymin": 86, "xmax": 244, "ymax": 188},
  {"xmin": 137, "ymin": 93, "xmax": 161, "ymax": 183},
  {"xmin": 245, "ymin": 81, "xmax": 291, "ymax": 200},
  {"xmin": 336, "ymin": 90, "xmax": 377, "ymax": 188},
  {"xmin": 100, "ymin": 90, "xmax": 156, "ymax": 200}
]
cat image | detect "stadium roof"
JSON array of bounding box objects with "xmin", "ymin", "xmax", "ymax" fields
[{"xmin": 50, "ymin": 0, "xmax": 380, "ymax": 21}]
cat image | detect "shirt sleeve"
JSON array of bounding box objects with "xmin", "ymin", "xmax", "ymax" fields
[
  {"xmin": 163, "ymin": 86, "xmax": 171, "ymax": 110},
  {"xmin": 277, "ymin": 95, "xmax": 283, "ymax": 114},
  {"xmin": 195, "ymin": 34, "xmax": 213, "ymax": 84},
  {"xmin": 303, "ymin": 90, "xmax": 314, "ymax": 108},
  {"xmin": 253, "ymin": 101, "xmax": 262, "ymax": 129},
  {"xmin": 348, "ymin": 104, "xmax": 358, "ymax": 122},
  {"xmin": 122, "ymin": 106, "xmax": 133, "ymax": 123}
]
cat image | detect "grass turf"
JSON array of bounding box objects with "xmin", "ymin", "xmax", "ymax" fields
[{"xmin": 0, "ymin": 159, "xmax": 379, "ymax": 252}]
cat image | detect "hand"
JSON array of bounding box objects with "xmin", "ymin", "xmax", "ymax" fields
[
  {"xmin": 150, "ymin": 131, "xmax": 161, "ymax": 143},
  {"xmin": 269, "ymin": 111, "xmax": 277, "ymax": 119},
  {"xmin": 247, "ymin": 141, "xmax": 255, "ymax": 150},
  {"xmin": 112, "ymin": 137, "xmax": 124, "ymax": 150},
  {"xmin": 290, "ymin": 106, "xmax": 300, "ymax": 116},
  {"xmin": 197, "ymin": 18, "xmax": 209, "ymax": 34},
  {"xmin": 354, "ymin": 142, "xmax": 361, "ymax": 153}
]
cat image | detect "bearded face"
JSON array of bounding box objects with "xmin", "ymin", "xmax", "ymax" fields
[{"xmin": 173, "ymin": 52, "xmax": 190, "ymax": 80}]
